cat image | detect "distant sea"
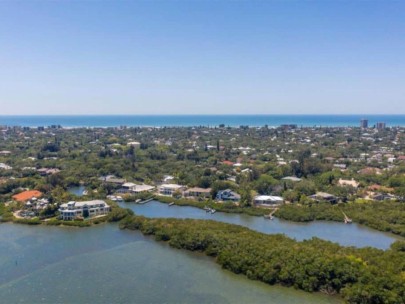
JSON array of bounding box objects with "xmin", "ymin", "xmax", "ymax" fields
[{"xmin": 1, "ymin": 115, "xmax": 405, "ymax": 128}]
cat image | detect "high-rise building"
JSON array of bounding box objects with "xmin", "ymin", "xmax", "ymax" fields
[
  {"xmin": 376, "ymin": 122, "xmax": 386, "ymax": 130},
  {"xmin": 360, "ymin": 119, "xmax": 368, "ymax": 128}
]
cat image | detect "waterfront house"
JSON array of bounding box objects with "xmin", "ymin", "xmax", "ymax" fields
[
  {"xmin": 158, "ymin": 184, "xmax": 186, "ymax": 196},
  {"xmin": 131, "ymin": 184, "xmax": 155, "ymax": 194},
  {"xmin": 310, "ymin": 192, "xmax": 338, "ymax": 204},
  {"xmin": 118, "ymin": 182, "xmax": 137, "ymax": 193},
  {"xmin": 216, "ymin": 189, "xmax": 240, "ymax": 202},
  {"xmin": 59, "ymin": 200, "xmax": 111, "ymax": 221},
  {"xmin": 254, "ymin": 195, "xmax": 284, "ymax": 207},
  {"xmin": 117, "ymin": 183, "xmax": 155, "ymax": 194},
  {"xmin": 184, "ymin": 187, "xmax": 212, "ymax": 199}
]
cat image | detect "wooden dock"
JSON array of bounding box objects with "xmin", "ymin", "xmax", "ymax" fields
[
  {"xmin": 264, "ymin": 209, "xmax": 278, "ymax": 220},
  {"xmin": 138, "ymin": 198, "xmax": 154, "ymax": 204},
  {"xmin": 341, "ymin": 211, "xmax": 352, "ymax": 224}
]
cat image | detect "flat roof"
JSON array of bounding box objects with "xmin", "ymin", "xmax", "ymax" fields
[
  {"xmin": 254, "ymin": 195, "xmax": 283, "ymax": 201},
  {"xmin": 61, "ymin": 200, "xmax": 109, "ymax": 208}
]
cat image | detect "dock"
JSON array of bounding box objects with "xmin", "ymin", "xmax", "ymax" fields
[
  {"xmin": 264, "ymin": 209, "xmax": 277, "ymax": 220},
  {"xmin": 341, "ymin": 211, "xmax": 352, "ymax": 224},
  {"xmin": 138, "ymin": 198, "xmax": 154, "ymax": 204}
]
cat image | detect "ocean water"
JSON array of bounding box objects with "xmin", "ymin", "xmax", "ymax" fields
[{"xmin": 0, "ymin": 115, "xmax": 405, "ymax": 127}]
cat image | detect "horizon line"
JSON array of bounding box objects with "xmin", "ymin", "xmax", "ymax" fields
[{"xmin": 1, "ymin": 114, "xmax": 405, "ymax": 117}]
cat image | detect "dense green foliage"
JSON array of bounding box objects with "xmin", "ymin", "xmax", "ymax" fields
[
  {"xmin": 276, "ymin": 201, "xmax": 405, "ymax": 237},
  {"xmin": 120, "ymin": 215, "xmax": 405, "ymax": 303}
]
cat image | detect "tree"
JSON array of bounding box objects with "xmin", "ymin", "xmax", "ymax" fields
[
  {"xmin": 254, "ymin": 175, "xmax": 278, "ymax": 195},
  {"xmin": 240, "ymin": 187, "xmax": 252, "ymax": 207}
]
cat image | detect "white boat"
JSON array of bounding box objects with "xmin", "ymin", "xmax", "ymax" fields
[
  {"xmin": 210, "ymin": 209, "xmax": 216, "ymax": 214},
  {"xmin": 169, "ymin": 202, "xmax": 175, "ymax": 206}
]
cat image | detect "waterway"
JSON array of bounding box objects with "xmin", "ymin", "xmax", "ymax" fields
[
  {"xmin": 67, "ymin": 185, "xmax": 86, "ymax": 197},
  {"xmin": 119, "ymin": 200, "xmax": 400, "ymax": 250},
  {"xmin": 0, "ymin": 223, "xmax": 340, "ymax": 304}
]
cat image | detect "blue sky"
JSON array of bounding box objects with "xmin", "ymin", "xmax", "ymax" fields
[{"xmin": 1, "ymin": 1, "xmax": 404, "ymax": 115}]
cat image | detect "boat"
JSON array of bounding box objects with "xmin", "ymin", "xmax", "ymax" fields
[
  {"xmin": 135, "ymin": 199, "xmax": 142, "ymax": 203},
  {"xmin": 116, "ymin": 196, "xmax": 123, "ymax": 202},
  {"xmin": 82, "ymin": 190, "xmax": 88, "ymax": 195},
  {"xmin": 168, "ymin": 202, "xmax": 175, "ymax": 206},
  {"xmin": 210, "ymin": 209, "xmax": 216, "ymax": 214},
  {"xmin": 203, "ymin": 206, "xmax": 210, "ymax": 211}
]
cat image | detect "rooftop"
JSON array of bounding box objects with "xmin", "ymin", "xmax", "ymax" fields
[{"xmin": 12, "ymin": 190, "xmax": 43, "ymax": 202}]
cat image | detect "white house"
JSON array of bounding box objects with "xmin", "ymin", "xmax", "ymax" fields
[
  {"xmin": 127, "ymin": 141, "xmax": 141, "ymax": 149},
  {"xmin": 158, "ymin": 184, "xmax": 185, "ymax": 196},
  {"xmin": 118, "ymin": 183, "xmax": 155, "ymax": 194},
  {"xmin": 0, "ymin": 163, "xmax": 12, "ymax": 170},
  {"xmin": 338, "ymin": 178, "xmax": 359, "ymax": 188},
  {"xmin": 131, "ymin": 184, "xmax": 155, "ymax": 194},
  {"xmin": 59, "ymin": 200, "xmax": 110, "ymax": 221},
  {"xmin": 254, "ymin": 195, "xmax": 284, "ymax": 206}
]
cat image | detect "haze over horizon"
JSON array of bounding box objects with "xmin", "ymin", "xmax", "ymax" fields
[{"xmin": 1, "ymin": 1, "xmax": 404, "ymax": 115}]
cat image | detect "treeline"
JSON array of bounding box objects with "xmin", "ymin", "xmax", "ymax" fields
[
  {"xmin": 119, "ymin": 215, "xmax": 405, "ymax": 303},
  {"xmin": 276, "ymin": 201, "xmax": 405, "ymax": 237}
]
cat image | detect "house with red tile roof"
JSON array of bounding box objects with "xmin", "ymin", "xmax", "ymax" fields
[{"xmin": 12, "ymin": 190, "xmax": 43, "ymax": 202}]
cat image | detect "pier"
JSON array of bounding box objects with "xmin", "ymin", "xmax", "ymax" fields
[
  {"xmin": 341, "ymin": 211, "xmax": 352, "ymax": 224},
  {"xmin": 138, "ymin": 198, "xmax": 154, "ymax": 205},
  {"xmin": 264, "ymin": 209, "xmax": 278, "ymax": 220}
]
